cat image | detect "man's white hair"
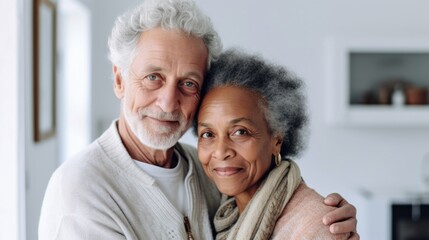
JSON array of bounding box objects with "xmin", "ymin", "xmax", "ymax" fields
[{"xmin": 108, "ymin": 0, "xmax": 222, "ymax": 79}]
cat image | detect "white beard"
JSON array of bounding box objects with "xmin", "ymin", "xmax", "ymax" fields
[{"xmin": 123, "ymin": 99, "xmax": 189, "ymax": 150}]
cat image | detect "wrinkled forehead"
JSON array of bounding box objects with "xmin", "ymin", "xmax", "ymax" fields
[{"xmin": 199, "ymin": 86, "xmax": 266, "ymax": 119}]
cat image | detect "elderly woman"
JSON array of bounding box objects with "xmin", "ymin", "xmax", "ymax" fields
[{"xmin": 195, "ymin": 49, "xmax": 355, "ymax": 239}]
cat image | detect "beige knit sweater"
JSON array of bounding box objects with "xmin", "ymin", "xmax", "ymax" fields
[
  {"xmin": 271, "ymin": 183, "xmax": 349, "ymax": 240},
  {"xmin": 39, "ymin": 121, "xmax": 220, "ymax": 240}
]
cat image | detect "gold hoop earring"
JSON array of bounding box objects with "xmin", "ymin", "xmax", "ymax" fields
[{"xmin": 275, "ymin": 153, "xmax": 282, "ymax": 166}]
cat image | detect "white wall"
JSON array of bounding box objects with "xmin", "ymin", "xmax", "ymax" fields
[
  {"xmin": 58, "ymin": 0, "xmax": 91, "ymax": 163},
  {"xmin": 21, "ymin": 0, "xmax": 60, "ymax": 239},
  {"xmin": 89, "ymin": 0, "xmax": 141, "ymax": 138},
  {"xmin": 0, "ymin": 0, "xmax": 21, "ymax": 239},
  {"xmin": 0, "ymin": 1, "xmax": 59, "ymax": 239},
  {"xmin": 88, "ymin": 1, "xmax": 429, "ymax": 239}
]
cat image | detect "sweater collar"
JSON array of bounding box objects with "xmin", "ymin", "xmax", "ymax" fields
[{"xmin": 97, "ymin": 120, "xmax": 194, "ymax": 186}]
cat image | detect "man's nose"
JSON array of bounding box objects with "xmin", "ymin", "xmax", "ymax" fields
[{"xmin": 156, "ymin": 83, "xmax": 179, "ymax": 113}]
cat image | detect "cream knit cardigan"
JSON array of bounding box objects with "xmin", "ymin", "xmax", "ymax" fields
[{"xmin": 39, "ymin": 121, "xmax": 220, "ymax": 240}]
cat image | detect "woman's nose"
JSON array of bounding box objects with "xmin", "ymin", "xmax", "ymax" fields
[{"xmin": 212, "ymin": 138, "xmax": 235, "ymax": 161}]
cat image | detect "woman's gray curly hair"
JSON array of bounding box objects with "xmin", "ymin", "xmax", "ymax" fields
[
  {"xmin": 108, "ymin": 0, "xmax": 222, "ymax": 79},
  {"xmin": 194, "ymin": 49, "xmax": 309, "ymax": 158}
]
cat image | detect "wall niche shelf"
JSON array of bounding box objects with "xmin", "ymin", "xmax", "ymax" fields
[{"xmin": 325, "ymin": 37, "xmax": 429, "ymax": 127}]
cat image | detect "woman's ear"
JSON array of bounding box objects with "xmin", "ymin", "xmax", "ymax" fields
[
  {"xmin": 113, "ymin": 65, "xmax": 125, "ymax": 99},
  {"xmin": 272, "ymin": 135, "xmax": 283, "ymax": 155}
]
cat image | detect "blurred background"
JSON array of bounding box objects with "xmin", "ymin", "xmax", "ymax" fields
[{"xmin": 2, "ymin": 0, "xmax": 429, "ymax": 239}]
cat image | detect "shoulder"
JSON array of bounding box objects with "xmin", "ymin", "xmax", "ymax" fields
[
  {"xmin": 272, "ymin": 183, "xmax": 349, "ymax": 240},
  {"xmin": 47, "ymin": 141, "xmax": 114, "ymax": 202},
  {"xmin": 53, "ymin": 122, "xmax": 129, "ymax": 192},
  {"xmin": 39, "ymin": 139, "xmax": 120, "ymax": 233},
  {"xmin": 45, "ymin": 122, "xmax": 128, "ymax": 209}
]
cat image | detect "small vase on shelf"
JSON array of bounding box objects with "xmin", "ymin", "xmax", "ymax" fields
[{"xmin": 391, "ymin": 84, "xmax": 405, "ymax": 108}]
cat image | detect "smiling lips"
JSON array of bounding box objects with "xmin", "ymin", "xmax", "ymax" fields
[
  {"xmin": 146, "ymin": 116, "xmax": 178, "ymax": 126},
  {"xmin": 213, "ymin": 167, "xmax": 243, "ymax": 176}
]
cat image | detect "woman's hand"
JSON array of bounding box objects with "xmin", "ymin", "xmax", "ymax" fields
[{"xmin": 323, "ymin": 193, "xmax": 359, "ymax": 239}]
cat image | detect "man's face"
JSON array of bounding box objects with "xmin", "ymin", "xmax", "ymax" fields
[{"xmin": 114, "ymin": 28, "xmax": 208, "ymax": 149}]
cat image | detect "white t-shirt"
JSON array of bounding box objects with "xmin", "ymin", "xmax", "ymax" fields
[{"xmin": 134, "ymin": 150, "xmax": 188, "ymax": 215}]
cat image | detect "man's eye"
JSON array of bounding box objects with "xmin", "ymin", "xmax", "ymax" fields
[
  {"xmin": 179, "ymin": 80, "xmax": 199, "ymax": 94},
  {"xmin": 147, "ymin": 74, "xmax": 158, "ymax": 81},
  {"xmin": 142, "ymin": 74, "xmax": 163, "ymax": 90},
  {"xmin": 184, "ymin": 82, "xmax": 195, "ymax": 87}
]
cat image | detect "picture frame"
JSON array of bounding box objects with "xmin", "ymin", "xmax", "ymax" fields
[{"xmin": 33, "ymin": 0, "xmax": 56, "ymax": 142}]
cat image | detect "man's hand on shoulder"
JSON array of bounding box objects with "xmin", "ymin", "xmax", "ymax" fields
[{"xmin": 323, "ymin": 193, "xmax": 359, "ymax": 240}]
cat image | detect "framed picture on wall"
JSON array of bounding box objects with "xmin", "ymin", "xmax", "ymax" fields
[{"xmin": 33, "ymin": 0, "xmax": 56, "ymax": 142}]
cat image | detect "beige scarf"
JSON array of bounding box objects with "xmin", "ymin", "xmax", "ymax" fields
[{"xmin": 214, "ymin": 160, "xmax": 302, "ymax": 240}]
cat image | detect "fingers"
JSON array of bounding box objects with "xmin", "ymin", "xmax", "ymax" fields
[
  {"xmin": 323, "ymin": 192, "xmax": 359, "ymax": 236},
  {"xmin": 349, "ymin": 231, "xmax": 360, "ymax": 240},
  {"xmin": 323, "ymin": 201, "xmax": 356, "ymax": 225},
  {"xmin": 324, "ymin": 193, "xmax": 346, "ymax": 207},
  {"xmin": 328, "ymin": 218, "xmax": 358, "ymax": 235}
]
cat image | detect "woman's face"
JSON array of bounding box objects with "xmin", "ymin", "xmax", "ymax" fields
[{"xmin": 197, "ymin": 86, "xmax": 282, "ymax": 198}]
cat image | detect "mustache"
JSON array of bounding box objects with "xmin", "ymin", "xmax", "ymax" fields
[{"xmin": 138, "ymin": 108, "xmax": 184, "ymax": 122}]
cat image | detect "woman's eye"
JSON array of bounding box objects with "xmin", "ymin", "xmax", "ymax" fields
[
  {"xmin": 234, "ymin": 129, "xmax": 248, "ymax": 136},
  {"xmin": 200, "ymin": 132, "xmax": 213, "ymax": 139}
]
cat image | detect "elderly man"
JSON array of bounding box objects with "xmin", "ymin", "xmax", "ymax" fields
[{"xmin": 39, "ymin": 0, "xmax": 358, "ymax": 239}]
